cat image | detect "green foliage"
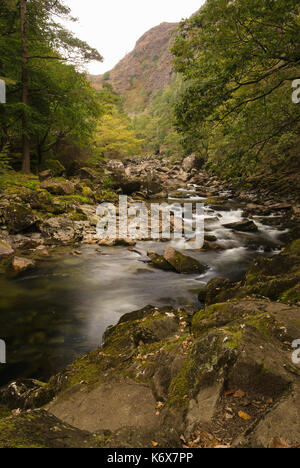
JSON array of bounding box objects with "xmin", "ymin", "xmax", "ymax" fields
[
  {"xmin": 172, "ymin": 0, "xmax": 300, "ymax": 178},
  {"xmin": 0, "ymin": 0, "xmax": 103, "ymax": 172},
  {"xmin": 0, "ymin": 144, "xmax": 12, "ymax": 171},
  {"xmin": 95, "ymin": 108, "xmax": 143, "ymax": 159},
  {"xmin": 133, "ymin": 76, "xmax": 184, "ymax": 159}
]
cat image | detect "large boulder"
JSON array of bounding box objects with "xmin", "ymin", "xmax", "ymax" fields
[
  {"xmin": 182, "ymin": 154, "xmax": 204, "ymax": 172},
  {"xmin": 163, "ymin": 247, "xmax": 207, "ymax": 274},
  {"xmin": 106, "ymin": 160, "xmax": 125, "ymax": 173},
  {"xmin": 117, "ymin": 177, "xmax": 141, "ymax": 195},
  {"xmin": 40, "ymin": 179, "xmax": 75, "ymax": 196},
  {"xmin": 3, "ymin": 204, "xmax": 39, "ymax": 234},
  {"xmin": 223, "ymin": 219, "xmax": 258, "ymax": 232},
  {"xmin": 40, "ymin": 217, "xmax": 84, "ymax": 245}
]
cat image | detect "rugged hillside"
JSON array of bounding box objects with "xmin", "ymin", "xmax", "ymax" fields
[{"xmin": 91, "ymin": 22, "xmax": 178, "ymax": 113}]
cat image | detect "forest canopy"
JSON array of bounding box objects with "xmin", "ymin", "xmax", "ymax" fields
[
  {"xmin": 172, "ymin": 0, "xmax": 300, "ymax": 178},
  {"xmin": 0, "ymin": 0, "xmax": 105, "ymax": 173}
]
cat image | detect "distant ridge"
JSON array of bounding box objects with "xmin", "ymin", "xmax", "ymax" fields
[{"xmin": 90, "ymin": 22, "xmax": 178, "ymax": 113}]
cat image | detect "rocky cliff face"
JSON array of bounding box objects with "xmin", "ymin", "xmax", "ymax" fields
[{"xmin": 91, "ymin": 22, "xmax": 178, "ymax": 113}]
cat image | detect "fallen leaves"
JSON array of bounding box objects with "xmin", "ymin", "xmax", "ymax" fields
[
  {"xmin": 183, "ymin": 430, "xmax": 230, "ymax": 449},
  {"xmin": 238, "ymin": 411, "xmax": 252, "ymax": 421},
  {"xmin": 151, "ymin": 441, "xmax": 159, "ymax": 447}
]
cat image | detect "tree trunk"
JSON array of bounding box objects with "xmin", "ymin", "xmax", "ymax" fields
[{"xmin": 20, "ymin": 0, "xmax": 30, "ymax": 173}]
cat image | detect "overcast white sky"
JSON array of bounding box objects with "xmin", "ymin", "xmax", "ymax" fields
[{"xmin": 65, "ymin": 0, "xmax": 204, "ymax": 75}]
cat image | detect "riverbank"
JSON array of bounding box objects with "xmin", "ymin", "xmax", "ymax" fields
[{"xmin": 0, "ymin": 239, "xmax": 299, "ymax": 448}]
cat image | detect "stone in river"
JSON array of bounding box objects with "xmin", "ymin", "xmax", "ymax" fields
[
  {"xmin": 223, "ymin": 219, "xmax": 258, "ymax": 232},
  {"xmin": 0, "ymin": 241, "xmax": 14, "ymax": 258},
  {"xmin": 12, "ymin": 256, "xmax": 36, "ymax": 273},
  {"xmin": 163, "ymin": 247, "xmax": 207, "ymax": 274},
  {"xmin": 147, "ymin": 250, "xmax": 175, "ymax": 272}
]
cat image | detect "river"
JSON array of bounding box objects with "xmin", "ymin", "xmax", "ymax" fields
[{"xmin": 0, "ymin": 185, "xmax": 287, "ymax": 385}]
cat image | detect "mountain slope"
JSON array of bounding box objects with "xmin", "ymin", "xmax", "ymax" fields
[{"xmin": 91, "ymin": 22, "xmax": 178, "ymax": 113}]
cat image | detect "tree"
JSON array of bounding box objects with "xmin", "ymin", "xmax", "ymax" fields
[
  {"xmin": 0, "ymin": 0, "xmax": 103, "ymax": 173},
  {"xmin": 172, "ymin": 0, "xmax": 300, "ymax": 174},
  {"xmin": 95, "ymin": 109, "xmax": 143, "ymax": 159}
]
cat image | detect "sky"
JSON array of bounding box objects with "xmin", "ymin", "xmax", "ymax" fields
[{"xmin": 64, "ymin": 0, "xmax": 204, "ymax": 75}]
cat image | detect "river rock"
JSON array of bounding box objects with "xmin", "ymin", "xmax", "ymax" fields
[
  {"xmin": 12, "ymin": 256, "xmax": 36, "ymax": 273},
  {"xmin": 0, "ymin": 241, "xmax": 14, "ymax": 258},
  {"xmin": 79, "ymin": 167, "xmax": 101, "ymax": 181},
  {"xmin": 182, "ymin": 154, "xmax": 203, "ymax": 172},
  {"xmin": 3, "ymin": 204, "xmax": 39, "ymax": 234},
  {"xmin": 163, "ymin": 247, "xmax": 207, "ymax": 274},
  {"xmin": 40, "ymin": 217, "xmax": 84, "ymax": 245},
  {"xmin": 39, "ymin": 169, "xmax": 53, "ymax": 181},
  {"xmin": 98, "ymin": 238, "xmax": 136, "ymax": 247},
  {"xmin": 40, "ymin": 179, "xmax": 75, "ymax": 196},
  {"xmin": 147, "ymin": 250, "xmax": 175, "ymax": 271},
  {"xmin": 223, "ymin": 219, "xmax": 258, "ymax": 232}
]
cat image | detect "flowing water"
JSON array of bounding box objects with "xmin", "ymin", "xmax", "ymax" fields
[{"xmin": 0, "ymin": 186, "xmax": 288, "ymax": 385}]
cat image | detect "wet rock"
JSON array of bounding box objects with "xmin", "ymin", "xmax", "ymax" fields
[
  {"xmin": 204, "ymin": 234, "xmax": 217, "ymax": 242},
  {"xmin": 40, "ymin": 179, "xmax": 75, "ymax": 196},
  {"xmin": 199, "ymin": 277, "xmax": 236, "ymax": 305},
  {"xmin": 3, "ymin": 204, "xmax": 39, "ymax": 234},
  {"xmin": 12, "ymin": 257, "xmax": 36, "ymax": 273},
  {"xmin": 223, "ymin": 219, "xmax": 258, "ymax": 232},
  {"xmin": 40, "ymin": 217, "xmax": 84, "ymax": 245},
  {"xmin": 98, "ymin": 238, "xmax": 136, "ymax": 247},
  {"xmin": 10, "ymin": 233, "xmax": 44, "ymax": 250},
  {"xmin": 245, "ymin": 203, "xmax": 272, "ymax": 216},
  {"xmin": 117, "ymin": 178, "xmax": 141, "ymax": 195},
  {"xmin": 147, "ymin": 250, "xmax": 175, "ymax": 272},
  {"xmin": 0, "ymin": 241, "xmax": 14, "ymax": 258},
  {"xmin": 163, "ymin": 247, "xmax": 207, "ymax": 274}
]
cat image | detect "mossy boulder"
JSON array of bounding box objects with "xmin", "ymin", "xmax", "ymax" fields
[
  {"xmin": 0, "ymin": 410, "xmax": 99, "ymax": 448},
  {"xmin": 163, "ymin": 247, "xmax": 207, "ymax": 274},
  {"xmin": 223, "ymin": 219, "xmax": 258, "ymax": 232},
  {"xmin": 41, "ymin": 179, "xmax": 75, "ymax": 196},
  {"xmin": 40, "ymin": 217, "xmax": 84, "ymax": 245},
  {"xmin": 3, "ymin": 204, "xmax": 39, "ymax": 234},
  {"xmin": 0, "ymin": 379, "xmax": 55, "ymax": 410}
]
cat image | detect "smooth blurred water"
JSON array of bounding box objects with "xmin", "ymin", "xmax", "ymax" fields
[{"xmin": 0, "ymin": 189, "xmax": 287, "ymax": 385}]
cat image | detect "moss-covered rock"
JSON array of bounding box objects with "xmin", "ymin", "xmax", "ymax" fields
[
  {"xmin": 3, "ymin": 204, "xmax": 39, "ymax": 234},
  {"xmin": 40, "ymin": 179, "xmax": 75, "ymax": 196},
  {"xmin": 200, "ymin": 239, "xmax": 300, "ymax": 306},
  {"xmin": 163, "ymin": 247, "xmax": 207, "ymax": 274},
  {"xmin": 0, "ymin": 410, "xmax": 99, "ymax": 448},
  {"xmin": 147, "ymin": 250, "xmax": 176, "ymax": 271}
]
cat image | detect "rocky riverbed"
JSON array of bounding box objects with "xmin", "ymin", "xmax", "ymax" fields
[{"xmin": 0, "ymin": 157, "xmax": 299, "ymax": 448}]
